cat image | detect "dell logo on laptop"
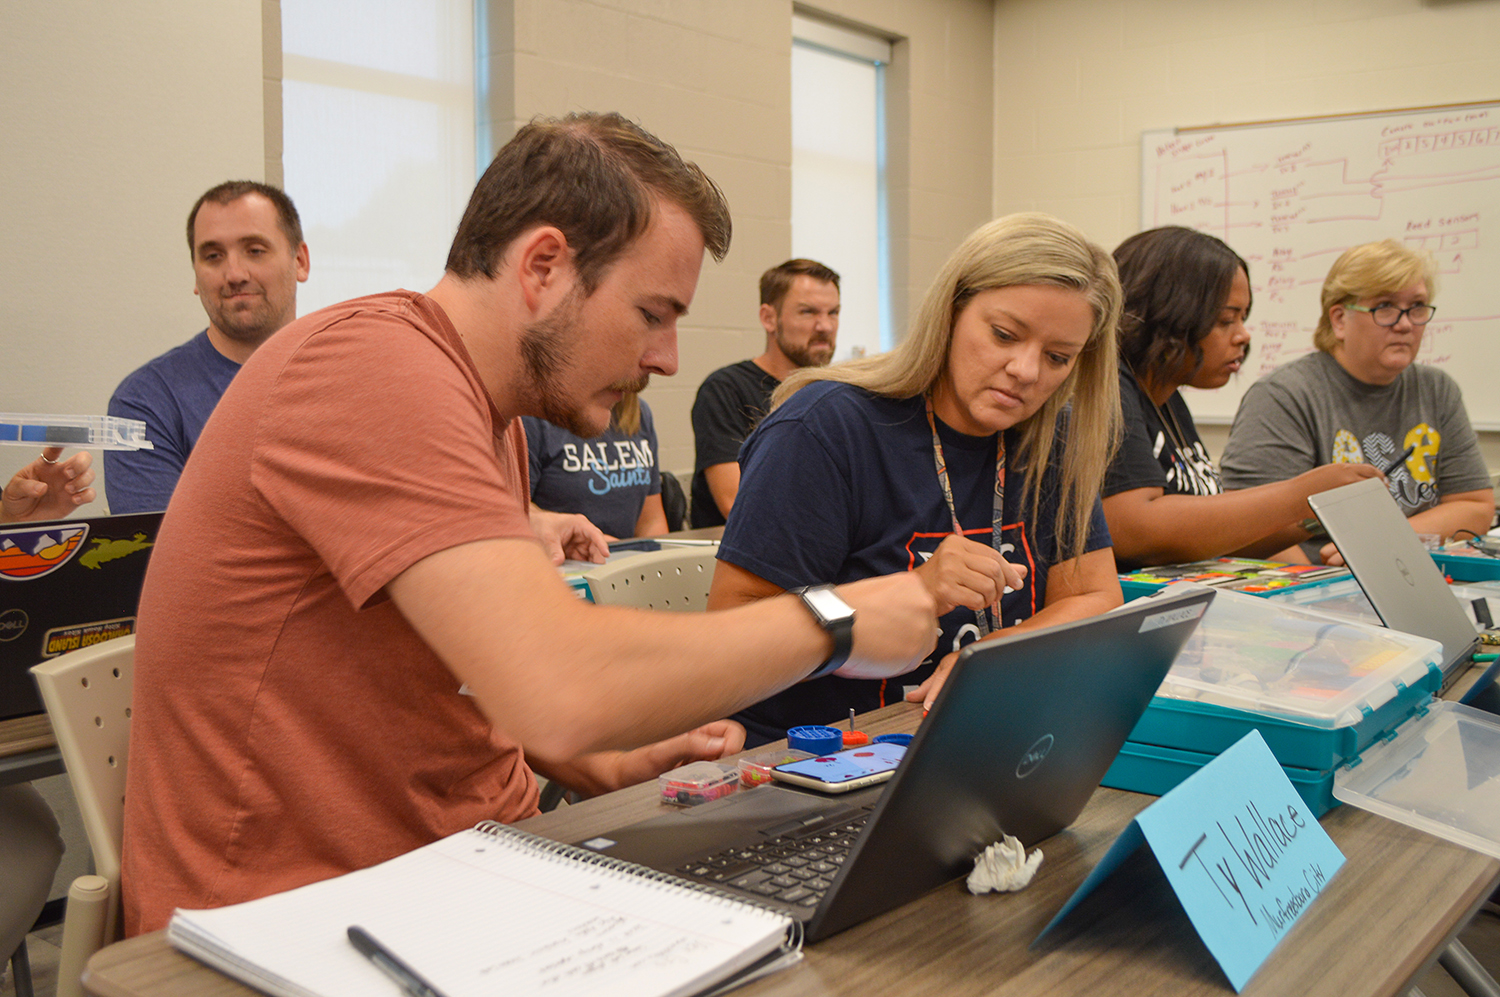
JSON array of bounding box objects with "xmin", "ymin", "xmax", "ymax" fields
[
  {"xmin": 1396, "ymin": 557, "xmax": 1415, "ymax": 586},
  {"xmin": 1016, "ymin": 734, "xmax": 1054, "ymax": 779},
  {"xmin": 0, "ymin": 608, "xmax": 27, "ymax": 641}
]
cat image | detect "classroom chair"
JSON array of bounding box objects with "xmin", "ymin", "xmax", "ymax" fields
[
  {"xmin": 583, "ymin": 545, "xmax": 718, "ymax": 612},
  {"xmin": 1, "ymin": 784, "xmax": 64, "ymax": 997},
  {"xmin": 660, "ymin": 472, "xmax": 688, "ymax": 532},
  {"xmin": 30, "ymin": 635, "xmax": 134, "ymax": 997}
]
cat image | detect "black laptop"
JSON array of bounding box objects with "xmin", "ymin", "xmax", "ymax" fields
[
  {"xmin": 0, "ymin": 510, "xmax": 162, "ymax": 719},
  {"xmin": 576, "ymin": 586, "xmax": 1215, "ymax": 941},
  {"xmin": 1308, "ymin": 478, "xmax": 1481, "ymax": 688}
]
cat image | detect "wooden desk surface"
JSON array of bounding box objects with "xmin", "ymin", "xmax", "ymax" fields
[
  {"xmin": 0, "ymin": 712, "xmax": 55, "ymax": 757},
  {"xmin": 0, "ymin": 712, "xmax": 63, "ymax": 786},
  {"xmin": 83, "ymin": 702, "xmax": 1500, "ymax": 997}
]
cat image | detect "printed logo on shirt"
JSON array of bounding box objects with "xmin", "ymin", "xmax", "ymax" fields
[
  {"xmin": 1154, "ymin": 430, "xmax": 1222, "ymax": 496},
  {"xmin": 905, "ymin": 524, "xmax": 1039, "ymax": 662},
  {"xmin": 560, "ymin": 440, "xmax": 655, "ymax": 496},
  {"xmin": 0, "ymin": 522, "xmax": 89, "ymax": 581},
  {"xmin": 1332, "ymin": 424, "xmax": 1440, "ymax": 515}
]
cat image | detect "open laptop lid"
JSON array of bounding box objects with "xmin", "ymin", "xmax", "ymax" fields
[
  {"xmin": 581, "ymin": 587, "xmax": 1214, "ymax": 941},
  {"xmin": 1308, "ymin": 478, "xmax": 1478, "ymax": 682},
  {"xmin": 0, "ymin": 510, "xmax": 162, "ymax": 719},
  {"xmin": 807, "ymin": 584, "xmax": 1215, "ymax": 938}
]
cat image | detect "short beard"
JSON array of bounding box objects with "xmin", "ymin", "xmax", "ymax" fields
[
  {"xmin": 517, "ymin": 289, "xmax": 649, "ymax": 438},
  {"xmin": 776, "ymin": 323, "xmax": 834, "ymax": 369},
  {"xmin": 206, "ymin": 298, "xmax": 285, "ymax": 348}
]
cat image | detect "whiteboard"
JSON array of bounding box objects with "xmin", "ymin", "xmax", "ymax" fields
[{"xmin": 1141, "ymin": 103, "xmax": 1500, "ymax": 430}]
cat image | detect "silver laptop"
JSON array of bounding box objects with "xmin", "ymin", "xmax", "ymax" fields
[
  {"xmin": 1308, "ymin": 478, "xmax": 1480, "ymax": 686},
  {"xmin": 575, "ymin": 586, "xmax": 1215, "ymax": 942}
]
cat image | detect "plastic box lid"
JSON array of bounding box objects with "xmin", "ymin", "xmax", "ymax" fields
[
  {"xmin": 1265, "ymin": 575, "xmax": 1500, "ymax": 631},
  {"xmin": 0, "ymin": 413, "xmax": 154, "ymax": 450},
  {"xmin": 1334, "ymin": 700, "xmax": 1500, "ymax": 860},
  {"xmin": 1151, "ymin": 586, "xmax": 1444, "ymax": 728}
]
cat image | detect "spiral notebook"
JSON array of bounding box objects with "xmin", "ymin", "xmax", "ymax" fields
[{"xmin": 167, "ymin": 821, "xmax": 800, "ymax": 997}]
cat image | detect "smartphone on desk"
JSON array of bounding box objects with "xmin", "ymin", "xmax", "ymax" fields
[{"xmin": 769, "ymin": 741, "xmax": 906, "ymax": 794}]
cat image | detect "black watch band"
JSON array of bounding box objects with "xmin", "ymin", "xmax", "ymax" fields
[{"xmin": 793, "ymin": 585, "xmax": 855, "ymax": 681}]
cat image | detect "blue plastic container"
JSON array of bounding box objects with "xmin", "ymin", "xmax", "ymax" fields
[
  {"xmin": 1125, "ymin": 663, "xmax": 1441, "ymax": 772},
  {"xmin": 1432, "ymin": 549, "xmax": 1500, "ymax": 583}
]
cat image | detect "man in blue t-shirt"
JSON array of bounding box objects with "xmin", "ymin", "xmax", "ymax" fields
[{"xmin": 105, "ymin": 182, "xmax": 309, "ymax": 513}]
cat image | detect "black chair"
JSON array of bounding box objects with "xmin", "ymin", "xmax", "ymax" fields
[{"xmin": 660, "ymin": 472, "xmax": 687, "ymax": 532}]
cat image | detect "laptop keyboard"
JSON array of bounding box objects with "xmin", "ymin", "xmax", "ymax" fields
[{"xmin": 675, "ymin": 813, "xmax": 870, "ymax": 908}]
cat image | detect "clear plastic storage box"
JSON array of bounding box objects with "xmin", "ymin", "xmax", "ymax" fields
[
  {"xmin": 1104, "ymin": 588, "xmax": 1446, "ymax": 814},
  {"xmin": 1149, "ymin": 587, "xmax": 1443, "ymax": 730},
  {"xmin": 1263, "ymin": 576, "xmax": 1500, "ymax": 632},
  {"xmin": 1334, "ymin": 700, "xmax": 1500, "ymax": 860}
]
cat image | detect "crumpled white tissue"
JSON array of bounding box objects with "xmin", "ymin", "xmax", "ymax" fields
[{"xmin": 966, "ymin": 834, "xmax": 1043, "ymax": 894}]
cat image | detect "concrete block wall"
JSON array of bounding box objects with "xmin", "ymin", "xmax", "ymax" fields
[
  {"xmin": 0, "ymin": 0, "xmax": 268, "ymax": 899},
  {"xmin": 481, "ymin": 0, "xmax": 994, "ymax": 478},
  {"xmin": 0, "ymin": 1, "xmax": 267, "ymax": 491}
]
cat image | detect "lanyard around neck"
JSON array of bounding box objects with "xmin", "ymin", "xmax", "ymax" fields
[{"xmin": 923, "ymin": 395, "xmax": 1006, "ymax": 636}]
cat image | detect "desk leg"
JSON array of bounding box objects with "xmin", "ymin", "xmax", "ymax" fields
[{"xmin": 1439, "ymin": 940, "xmax": 1500, "ymax": 997}]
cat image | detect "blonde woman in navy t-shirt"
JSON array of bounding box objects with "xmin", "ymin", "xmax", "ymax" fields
[{"xmin": 708, "ymin": 213, "xmax": 1125, "ymax": 746}]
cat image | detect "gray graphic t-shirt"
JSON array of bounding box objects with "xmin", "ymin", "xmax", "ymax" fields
[{"xmin": 1221, "ymin": 352, "xmax": 1489, "ymax": 516}]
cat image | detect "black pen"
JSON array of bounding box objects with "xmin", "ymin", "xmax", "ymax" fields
[
  {"xmin": 1383, "ymin": 444, "xmax": 1416, "ymax": 475},
  {"xmin": 348, "ymin": 925, "xmax": 452, "ymax": 997}
]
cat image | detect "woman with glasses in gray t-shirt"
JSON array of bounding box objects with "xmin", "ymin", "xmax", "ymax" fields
[{"xmin": 1221, "ymin": 239, "xmax": 1494, "ymax": 562}]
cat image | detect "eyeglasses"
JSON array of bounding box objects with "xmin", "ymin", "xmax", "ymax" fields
[{"xmin": 1345, "ymin": 302, "xmax": 1437, "ymax": 327}]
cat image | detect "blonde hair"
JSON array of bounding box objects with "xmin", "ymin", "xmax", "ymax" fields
[
  {"xmin": 612, "ymin": 392, "xmax": 642, "ymax": 436},
  {"xmin": 773, "ymin": 212, "xmax": 1122, "ymax": 562},
  {"xmin": 1314, "ymin": 240, "xmax": 1438, "ymax": 352}
]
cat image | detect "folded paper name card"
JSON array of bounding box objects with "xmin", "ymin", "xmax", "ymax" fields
[{"xmin": 1037, "ymin": 730, "xmax": 1346, "ymax": 991}]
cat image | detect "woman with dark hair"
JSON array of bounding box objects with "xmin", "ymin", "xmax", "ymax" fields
[{"xmin": 1102, "ymin": 226, "xmax": 1380, "ymax": 568}]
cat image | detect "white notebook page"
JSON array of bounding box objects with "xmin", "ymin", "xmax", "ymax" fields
[{"xmin": 169, "ymin": 826, "xmax": 791, "ymax": 997}]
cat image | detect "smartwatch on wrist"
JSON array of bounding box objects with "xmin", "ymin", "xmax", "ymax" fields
[{"xmin": 792, "ymin": 584, "xmax": 856, "ymax": 681}]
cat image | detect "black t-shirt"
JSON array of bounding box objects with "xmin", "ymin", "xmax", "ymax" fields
[
  {"xmin": 719, "ymin": 382, "xmax": 1111, "ymax": 746},
  {"xmin": 689, "ymin": 359, "xmax": 780, "ymax": 527},
  {"xmin": 1104, "ymin": 362, "xmax": 1221, "ymax": 499}
]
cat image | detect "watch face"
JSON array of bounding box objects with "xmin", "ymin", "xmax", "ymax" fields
[{"xmin": 802, "ymin": 586, "xmax": 853, "ymax": 623}]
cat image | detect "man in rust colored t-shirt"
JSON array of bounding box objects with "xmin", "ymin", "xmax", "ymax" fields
[{"xmin": 121, "ymin": 113, "xmax": 938, "ymax": 935}]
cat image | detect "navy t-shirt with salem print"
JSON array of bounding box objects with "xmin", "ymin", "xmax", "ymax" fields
[{"xmin": 523, "ymin": 402, "xmax": 661, "ymax": 539}]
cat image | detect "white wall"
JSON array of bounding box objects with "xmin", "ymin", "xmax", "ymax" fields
[
  {"xmin": 0, "ymin": 0, "xmax": 268, "ymax": 497},
  {"xmin": 991, "ymin": 0, "xmax": 1500, "ymax": 471},
  {"xmin": 6, "ymin": 1, "xmax": 1487, "ymax": 493}
]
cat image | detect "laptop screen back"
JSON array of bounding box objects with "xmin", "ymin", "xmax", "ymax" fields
[
  {"xmin": 0, "ymin": 511, "xmax": 162, "ymax": 719},
  {"xmin": 1308, "ymin": 478, "xmax": 1478, "ymax": 677},
  {"xmin": 809, "ymin": 586, "xmax": 1214, "ymax": 938}
]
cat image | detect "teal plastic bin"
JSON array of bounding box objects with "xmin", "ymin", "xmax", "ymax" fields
[
  {"xmin": 1102, "ymin": 588, "xmax": 1445, "ymax": 810},
  {"xmin": 1104, "ymin": 740, "xmax": 1338, "ymax": 817},
  {"xmin": 1432, "ymin": 549, "xmax": 1500, "ymax": 583}
]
